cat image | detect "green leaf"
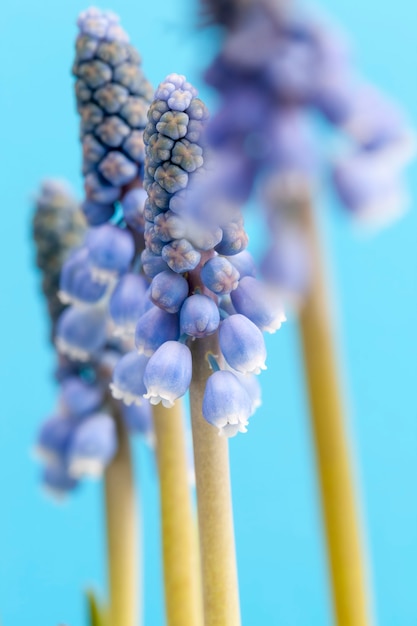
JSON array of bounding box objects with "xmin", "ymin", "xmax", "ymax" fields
[{"xmin": 85, "ymin": 589, "xmax": 108, "ymax": 626}]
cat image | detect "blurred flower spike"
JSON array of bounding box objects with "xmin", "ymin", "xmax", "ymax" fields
[{"xmin": 197, "ymin": 0, "xmax": 414, "ymax": 300}]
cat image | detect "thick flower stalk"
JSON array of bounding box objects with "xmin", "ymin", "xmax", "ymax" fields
[
  {"xmin": 133, "ymin": 73, "xmax": 284, "ymax": 626},
  {"xmin": 197, "ymin": 2, "xmax": 415, "ymax": 625}
]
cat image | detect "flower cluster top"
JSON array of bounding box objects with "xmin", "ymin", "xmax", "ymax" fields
[{"xmin": 73, "ymin": 7, "xmax": 153, "ymax": 226}]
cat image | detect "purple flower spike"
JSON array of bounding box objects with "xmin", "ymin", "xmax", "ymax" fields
[
  {"xmin": 202, "ymin": 370, "xmax": 252, "ymax": 437},
  {"xmin": 135, "ymin": 306, "xmax": 179, "ymax": 355},
  {"xmin": 201, "ymin": 256, "xmax": 240, "ymax": 295},
  {"xmin": 150, "ymin": 269, "xmax": 189, "ymax": 313},
  {"xmin": 144, "ymin": 341, "xmax": 192, "ymax": 407},
  {"xmin": 68, "ymin": 413, "xmax": 117, "ymax": 478},
  {"xmin": 110, "ymin": 350, "xmax": 149, "ymax": 405},
  {"xmin": 109, "ymin": 273, "xmax": 148, "ymax": 337},
  {"xmin": 86, "ymin": 224, "xmax": 135, "ymax": 281},
  {"xmin": 60, "ymin": 378, "xmax": 103, "ymax": 417},
  {"xmin": 231, "ymin": 276, "xmax": 286, "ymax": 333},
  {"xmin": 219, "ymin": 314, "xmax": 267, "ymax": 375},
  {"xmin": 55, "ymin": 305, "xmax": 108, "ymax": 361},
  {"xmin": 180, "ymin": 294, "xmax": 220, "ymax": 338}
]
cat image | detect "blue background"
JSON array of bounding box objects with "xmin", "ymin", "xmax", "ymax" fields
[{"xmin": 1, "ymin": 1, "xmax": 417, "ymax": 624}]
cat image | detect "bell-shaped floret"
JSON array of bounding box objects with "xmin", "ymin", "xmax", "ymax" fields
[
  {"xmin": 150, "ymin": 269, "xmax": 189, "ymax": 313},
  {"xmin": 180, "ymin": 294, "xmax": 220, "ymax": 337},
  {"xmin": 110, "ymin": 350, "xmax": 149, "ymax": 405},
  {"xmin": 214, "ymin": 217, "xmax": 248, "ymax": 256},
  {"xmin": 86, "ymin": 224, "xmax": 135, "ymax": 282},
  {"xmin": 36, "ymin": 415, "xmax": 75, "ymax": 464},
  {"xmin": 135, "ymin": 306, "xmax": 179, "ymax": 355},
  {"xmin": 144, "ymin": 341, "xmax": 192, "ymax": 408},
  {"xmin": 332, "ymin": 152, "xmax": 408, "ymax": 227},
  {"xmin": 219, "ymin": 314, "xmax": 267, "ymax": 375},
  {"xmin": 68, "ymin": 413, "xmax": 117, "ymax": 478},
  {"xmin": 42, "ymin": 462, "xmax": 78, "ymax": 497},
  {"xmin": 202, "ymin": 370, "xmax": 252, "ymax": 437},
  {"xmin": 233, "ymin": 372, "xmax": 262, "ymax": 416},
  {"xmin": 227, "ymin": 250, "xmax": 257, "ymax": 279},
  {"xmin": 59, "ymin": 247, "xmax": 108, "ymax": 306},
  {"xmin": 60, "ymin": 377, "xmax": 103, "ymax": 417},
  {"xmin": 231, "ymin": 276, "xmax": 286, "ymax": 333},
  {"xmin": 201, "ymin": 256, "xmax": 240, "ymax": 295},
  {"xmin": 55, "ymin": 305, "xmax": 108, "ymax": 361},
  {"xmin": 109, "ymin": 273, "xmax": 148, "ymax": 337}
]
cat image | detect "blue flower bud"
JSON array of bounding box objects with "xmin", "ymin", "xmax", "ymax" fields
[
  {"xmin": 219, "ymin": 314, "xmax": 267, "ymax": 374},
  {"xmin": 161, "ymin": 238, "xmax": 201, "ymax": 273},
  {"xmin": 60, "ymin": 377, "xmax": 103, "ymax": 417},
  {"xmin": 154, "ymin": 210, "xmax": 187, "ymax": 242},
  {"xmin": 135, "ymin": 306, "xmax": 179, "ymax": 355},
  {"xmin": 42, "ymin": 463, "xmax": 78, "ymax": 497},
  {"xmin": 150, "ymin": 269, "xmax": 189, "ymax": 313},
  {"xmin": 121, "ymin": 187, "xmax": 146, "ymax": 231},
  {"xmin": 109, "ymin": 273, "xmax": 148, "ymax": 336},
  {"xmin": 99, "ymin": 151, "xmax": 138, "ymax": 186},
  {"xmin": 82, "ymin": 200, "xmax": 115, "ymax": 225},
  {"xmin": 202, "ymin": 370, "xmax": 252, "ymax": 437},
  {"xmin": 156, "ymin": 111, "xmax": 189, "ymax": 140},
  {"xmin": 231, "ymin": 276, "xmax": 286, "ymax": 333},
  {"xmin": 86, "ymin": 224, "xmax": 135, "ymax": 281},
  {"xmin": 36, "ymin": 415, "xmax": 75, "ymax": 464},
  {"xmin": 59, "ymin": 248, "xmax": 108, "ymax": 306},
  {"xmin": 214, "ymin": 218, "xmax": 248, "ymax": 256},
  {"xmin": 180, "ymin": 294, "xmax": 220, "ymax": 337},
  {"xmin": 95, "ymin": 116, "xmax": 131, "ymax": 147},
  {"xmin": 94, "ymin": 83, "xmax": 129, "ymax": 114},
  {"xmin": 201, "ymin": 256, "xmax": 240, "ymax": 295},
  {"xmin": 110, "ymin": 350, "xmax": 149, "ymax": 405},
  {"xmin": 68, "ymin": 413, "xmax": 117, "ymax": 478},
  {"xmin": 227, "ymin": 250, "xmax": 257, "ymax": 278},
  {"xmin": 120, "ymin": 96, "xmax": 148, "ymax": 127},
  {"xmin": 144, "ymin": 341, "xmax": 192, "ymax": 407},
  {"xmin": 123, "ymin": 130, "xmax": 146, "ymax": 163},
  {"xmin": 85, "ymin": 172, "xmax": 120, "ymax": 204},
  {"xmin": 56, "ymin": 305, "xmax": 108, "ymax": 361},
  {"xmin": 141, "ymin": 248, "xmax": 169, "ymax": 278},
  {"xmin": 154, "ymin": 162, "xmax": 189, "ymax": 194}
]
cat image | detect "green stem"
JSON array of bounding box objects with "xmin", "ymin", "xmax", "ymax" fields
[
  {"xmin": 299, "ymin": 198, "xmax": 373, "ymax": 626},
  {"xmin": 189, "ymin": 335, "xmax": 241, "ymax": 626},
  {"xmin": 152, "ymin": 401, "xmax": 204, "ymax": 626},
  {"xmin": 104, "ymin": 406, "xmax": 139, "ymax": 626}
]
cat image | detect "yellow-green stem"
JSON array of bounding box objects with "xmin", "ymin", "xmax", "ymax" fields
[
  {"xmin": 152, "ymin": 401, "xmax": 204, "ymax": 626},
  {"xmin": 104, "ymin": 407, "xmax": 139, "ymax": 626},
  {"xmin": 299, "ymin": 199, "xmax": 373, "ymax": 626},
  {"xmin": 190, "ymin": 335, "xmax": 241, "ymax": 626}
]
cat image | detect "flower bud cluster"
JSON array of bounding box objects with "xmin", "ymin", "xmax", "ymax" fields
[
  {"xmin": 37, "ymin": 372, "xmax": 152, "ymax": 497},
  {"xmin": 200, "ymin": 0, "xmax": 413, "ymax": 296},
  {"xmin": 110, "ymin": 74, "xmax": 286, "ymax": 437},
  {"xmin": 32, "ymin": 180, "xmax": 86, "ymax": 329},
  {"xmin": 73, "ymin": 7, "xmax": 153, "ymax": 226}
]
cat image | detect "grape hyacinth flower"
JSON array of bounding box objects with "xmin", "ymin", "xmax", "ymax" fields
[
  {"xmin": 73, "ymin": 7, "xmax": 153, "ymax": 226},
  {"xmin": 130, "ymin": 72, "xmax": 282, "ymax": 438},
  {"xmin": 199, "ymin": 0, "xmax": 414, "ymax": 299}
]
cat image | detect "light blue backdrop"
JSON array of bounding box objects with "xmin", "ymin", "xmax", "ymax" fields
[{"xmin": 1, "ymin": 1, "xmax": 417, "ymax": 624}]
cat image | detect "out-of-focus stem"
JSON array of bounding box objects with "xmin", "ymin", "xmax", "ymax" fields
[
  {"xmin": 152, "ymin": 401, "xmax": 204, "ymax": 626},
  {"xmin": 190, "ymin": 335, "xmax": 241, "ymax": 626},
  {"xmin": 299, "ymin": 198, "xmax": 373, "ymax": 626},
  {"xmin": 104, "ymin": 406, "xmax": 139, "ymax": 626}
]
